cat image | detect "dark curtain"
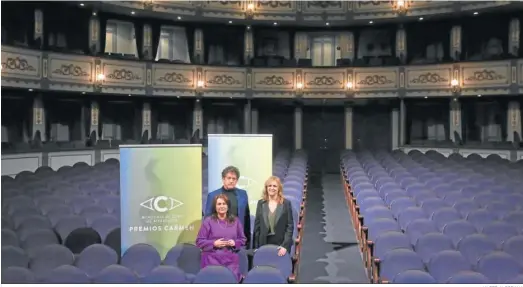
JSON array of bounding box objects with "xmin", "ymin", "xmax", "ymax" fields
[
  {"xmin": 289, "ymin": 30, "xmax": 295, "ymax": 59},
  {"xmin": 134, "ymin": 20, "xmax": 144, "ymax": 59},
  {"xmin": 4, "ymin": 3, "xmax": 35, "ymax": 46},
  {"xmin": 98, "ymin": 13, "xmax": 109, "ymax": 55},
  {"xmin": 66, "ymin": 6, "xmax": 91, "ymax": 53},
  {"xmin": 26, "ymin": 4, "xmax": 37, "ymax": 48},
  {"xmin": 151, "ymin": 21, "xmax": 162, "ymax": 59},
  {"xmin": 185, "ymin": 26, "xmax": 195, "ymax": 64}
]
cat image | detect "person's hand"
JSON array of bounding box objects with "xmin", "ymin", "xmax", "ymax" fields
[
  {"xmin": 213, "ymin": 238, "xmax": 227, "ymax": 248},
  {"xmin": 277, "ymin": 246, "xmax": 287, "ymax": 256},
  {"xmin": 227, "ymin": 239, "xmax": 235, "ymax": 247}
]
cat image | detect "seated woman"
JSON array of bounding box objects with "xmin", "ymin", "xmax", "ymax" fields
[
  {"xmin": 196, "ymin": 194, "xmax": 246, "ymax": 282},
  {"xmin": 253, "ymin": 176, "xmax": 294, "ymax": 257}
]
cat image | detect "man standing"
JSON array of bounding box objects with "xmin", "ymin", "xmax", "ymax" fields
[{"xmin": 205, "ymin": 166, "xmax": 251, "ymax": 247}]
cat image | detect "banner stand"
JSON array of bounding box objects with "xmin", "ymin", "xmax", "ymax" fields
[{"xmin": 120, "ymin": 144, "xmax": 202, "ymax": 258}]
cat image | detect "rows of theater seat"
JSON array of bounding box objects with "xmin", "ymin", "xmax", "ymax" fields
[
  {"xmin": 2, "ymin": 150, "xmax": 308, "ymax": 283},
  {"xmin": 341, "ymin": 150, "xmax": 523, "ymax": 284}
]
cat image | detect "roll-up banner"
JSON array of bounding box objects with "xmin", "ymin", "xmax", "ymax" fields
[
  {"xmin": 120, "ymin": 144, "xmax": 202, "ymax": 258},
  {"xmin": 207, "ymin": 134, "xmax": 273, "ymax": 216}
]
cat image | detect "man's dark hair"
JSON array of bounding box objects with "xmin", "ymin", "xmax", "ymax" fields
[{"xmin": 221, "ymin": 166, "xmax": 240, "ymax": 179}]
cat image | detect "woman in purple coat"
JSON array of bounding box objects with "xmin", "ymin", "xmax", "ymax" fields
[{"xmin": 196, "ymin": 193, "xmax": 247, "ymax": 282}]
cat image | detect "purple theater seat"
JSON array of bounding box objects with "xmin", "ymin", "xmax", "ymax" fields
[
  {"xmin": 94, "ymin": 265, "xmax": 140, "ymax": 283},
  {"xmin": 120, "ymin": 243, "xmax": 162, "ymax": 278}
]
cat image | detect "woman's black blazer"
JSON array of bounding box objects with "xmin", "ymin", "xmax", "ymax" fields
[{"xmin": 253, "ymin": 198, "xmax": 294, "ymax": 252}]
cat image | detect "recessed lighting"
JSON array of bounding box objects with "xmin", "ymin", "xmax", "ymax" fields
[
  {"xmin": 177, "ymin": 96, "xmax": 180, "ymax": 99},
  {"xmin": 325, "ymin": 22, "xmax": 330, "ymax": 26},
  {"xmin": 473, "ymin": 11, "xmax": 478, "ymax": 15},
  {"xmin": 196, "ymin": 99, "xmax": 200, "ymax": 102},
  {"xmin": 80, "ymin": 3, "xmax": 84, "ymax": 6},
  {"xmin": 424, "ymin": 96, "xmax": 428, "ymax": 99},
  {"xmin": 128, "ymin": 94, "xmax": 132, "ymax": 97},
  {"xmin": 177, "ymin": 16, "xmax": 182, "ymax": 20},
  {"xmin": 131, "ymin": 11, "xmax": 135, "ymax": 15},
  {"xmin": 273, "ymin": 22, "xmax": 278, "ymax": 25},
  {"xmin": 82, "ymin": 92, "xmax": 86, "ymax": 95},
  {"xmin": 247, "ymin": 26, "xmax": 251, "ymax": 30},
  {"xmin": 28, "ymin": 89, "xmax": 33, "ymax": 92},
  {"xmin": 477, "ymin": 94, "xmax": 482, "ymax": 97},
  {"xmin": 92, "ymin": 12, "xmax": 97, "ymax": 16},
  {"xmin": 419, "ymin": 17, "xmax": 423, "ymax": 21},
  {"xmin": 228, "ymin": 20, "xmax": 232, "ymax": 24},
  {"xmin": 369, "ymin": 21, "xmax": 373, "ymax": 24}
]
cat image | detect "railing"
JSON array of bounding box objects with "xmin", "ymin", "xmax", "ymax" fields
[{"xmin": 2, "ymin": 45, "xmax": 523, "ymax": 99}]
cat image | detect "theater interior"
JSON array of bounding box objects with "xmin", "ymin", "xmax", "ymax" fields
[{"xmin": 2, "ymin": 0, "xmax": 523, "ymax": 284}]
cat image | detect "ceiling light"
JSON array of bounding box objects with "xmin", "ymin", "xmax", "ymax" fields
[
  {"xmin": 28, "ymin": 89, "xmax": 33, "ymax": 92},
  {"xmin": 92, "ymin": 12, "xmax": 97, "ymax": 16},
  {"xmin": 325, "ymin": 22, "xmax": 330, "ymax": 26},
  {"xmin": 229, "ymin": 20, "xmax": 232, "ymax": 24},
  {"xmin": 419, "ymin": 17, "xmax": 423, "ymax": 21},
  {"xmin": 177, "ymin": 16, "xmax": 182, "ymax": 20},
  {"xmin": 273, "ymin": 22, "xmax": 277, "ymax": 25},
  {"xmin": 477, "ymin": 94, "xmax": 482, "ymax": 97},
  {"xmin": 473, "ymin": 11, "xmax": 478, "ymax": 15},
  {"xmin": 247, "ymin": 25, "xmax": 251, "ymax": 30},
  {"xmin": 424, "ymin": 96, "xmax": 428, "ymax": 99},
  {"xmin": 80, "ymin": 3, "xmax": 84, "ymax": 6},
  {"xmin": 131, "ymin": 11, "xmax": 135, "ymax": 15},
  {"xmin": 369, "ymin": 21, "xmax": 373, "ymax": 24}
]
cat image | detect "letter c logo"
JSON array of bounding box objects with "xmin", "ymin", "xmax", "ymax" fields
[{"xmin": 153, "ymin": 196, "xmax": 168, "ymax": 212}]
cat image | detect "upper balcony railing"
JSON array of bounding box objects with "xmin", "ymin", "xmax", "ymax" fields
[
  {"xmin": 97, "ymin": 1, "xmax": 519, "ymax": 26},
  {"xmin": 2, "ymin": 45, "xmax": 523, "ymax": 100}
]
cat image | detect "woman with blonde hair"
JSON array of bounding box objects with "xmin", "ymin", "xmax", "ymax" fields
[{"xmin": 253, "ymin": 176, "xmax": 294, "ymax": 256}]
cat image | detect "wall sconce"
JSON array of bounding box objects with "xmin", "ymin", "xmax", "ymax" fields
[
  {"xmin": 245, "ymin": 3, "xmax": 255, "ymax": 19},
  {"xmin": 345, "ymin": 82, "xmax": 354, "ymax": 96},
  {"xmin": 451, "ymin": 79, "xmax": 461, "ymax": 94},
  {"xmin": 95, "ymin": 73, "xmax": 105, "ymax": 90},
  {"xmin": 296, "ymin": 82, "xmax": 303, "ymax": 96},
  {"xmin": 195, "ymin": 80, "xmax": 204, "ymax": 96},
  {"xmin": 393, "ymin": 0, "xmax": 409, "ymax": 16}
]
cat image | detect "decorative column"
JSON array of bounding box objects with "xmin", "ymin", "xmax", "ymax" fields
[
  {"xmin": 34, "ymin": 9, "xmax": 43, "ymax": 48},
  {"xmin": 32, "ymin": 95, "xmax": 45, "ymax": 141},
  {"xmin": 294, "ymin": 105, "xmax": 303, "ymax": 150},
  {"xmin": 193, "ymin": 100, "xmax": 203, "ymax": 138},
  {"xmin": 396, "ymin": 25, "xmax": 407, "ymax": 64},
  {"xmin": 340, "ymin": 32, "xmax": 355, "ymax": 61},
  {"xmin": 251, "ymin": 107, "xmax": 259, "ymax": 134},
  {"xmin": 509, "ymin": 18, "xmax": 520, "ymax": 57},
  {"xmin": 391, "ymin": 107, "xmax": 400, "ymax": 150},
  {"xmin": 344, "ymin": 105, "xmax": 353, "ymax": 150},
  {"xmin": 399, "ymin": 99, "xmax": 406, "ymax": 146},
  {"xmin": 449, "ymin": 99, "xmax": 462, "ymax": 143},
  {"xmin": 507, "ymin": 101, "xmax": 522, "ymax": 142},
  {"xmin": 450, "ymin": 25, "xmax": 462, "ymax": 61},
  {"xmin": 244, "ymin": 27, "xmax": 254, "ymax": 66},
  {"xmin": 142, "ymin": 102, "xmax": 151, "ymax": 139},
  {"xmin": 90, "ymin": 101, "xmax": 99, "ymax": 139},
  {"xmin": 89, "ymin": 16, "xmax": 100, "ymax": 54},
  {"xmin": 143, "ymin": 24, "xmax": 153, "ymax": 60},
  {"xmin": 243, "ymin": 100, "xmax": 251, "ymax": 134},
  {"xmin": 194, "ymin": 29, "xmax": 204, "ymax": 64}
]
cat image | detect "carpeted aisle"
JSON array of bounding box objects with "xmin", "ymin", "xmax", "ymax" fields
[{"xmin": 297, "ymin": 173, "xmax": 369, "ymax": 284}]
